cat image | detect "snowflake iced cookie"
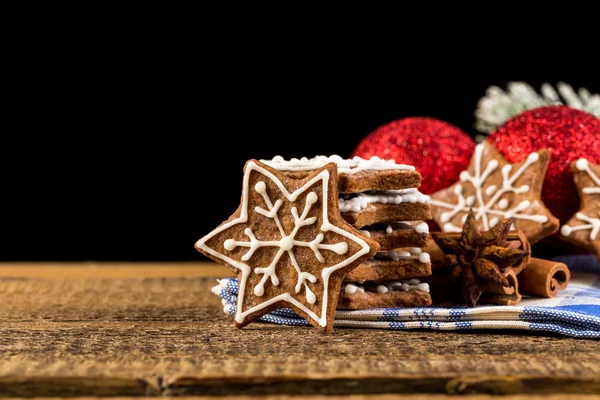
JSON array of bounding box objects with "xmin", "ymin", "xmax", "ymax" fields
[
  {"xmin": 195, "ymin": 160, "xmax": 379, "ymax": 333},
  {"xmin": 428, "ymin": 142, "xmax": 559, "ymax": 244},
  {"xmin": 560, "ymin": 159, "xmax": 600, "ymax": 261},
  {"xmin": 261, "ymin": 155, "xmax": 422, "ymax": 193}
]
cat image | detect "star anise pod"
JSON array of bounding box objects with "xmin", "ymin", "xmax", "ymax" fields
[{"xmin": 431, "ymin": 210, "xmax": 530, "ymax": 307}]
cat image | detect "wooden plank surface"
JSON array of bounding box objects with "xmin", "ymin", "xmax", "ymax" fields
[
  {"xmin": 0, "ymin": 263, "xmax": 599, "ymax": 397},
  {"xmin": 0, "ymin": 262, "xmax": 234, "ymax": 279},
  {"xmin": 4, "ymin": 396, "xmax": 598, "ymax": 400}
]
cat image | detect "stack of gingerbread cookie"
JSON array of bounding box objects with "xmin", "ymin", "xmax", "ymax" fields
[{"xmin": 263, "ymin": 155, "xmax": 434, "ymax": 309}]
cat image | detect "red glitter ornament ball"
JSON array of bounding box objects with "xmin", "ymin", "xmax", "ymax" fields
[
  {"xmin": 488, "ymin": 105, "xmax": 600, "ymax": 224},
  {"xmin": 352, "ymin": 117, "xmax": 475, "ymax": 194}
]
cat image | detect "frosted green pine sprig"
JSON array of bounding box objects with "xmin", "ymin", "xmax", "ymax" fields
[{"xmin": 475, "ymin": 82, "xmax": 600, "ymax": 135}]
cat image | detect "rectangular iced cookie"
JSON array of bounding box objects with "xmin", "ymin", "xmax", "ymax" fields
[
  {"xmin": 342, "ymin": 203, "xmax": 432, "ymax": 229},
  {"xmin": 339, "ymin": 189, "xmax": 431, "ymax": 228},
  {"xmin": 361, "ymin": 221, "xmax": 429, "ymax": 250},
  {"xmin": 261, "ymin": 155, "xmax": 422, "ymax": 193},
  {"xmin": 339, "ymin": 279, "xmax": 432, "ymax": 309},
  {"xmin": 344, "ymin": 248, "xmax": 432, "ymax": 283}
]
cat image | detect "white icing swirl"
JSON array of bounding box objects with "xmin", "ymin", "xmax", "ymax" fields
[
  {"xmin": 262, "ymin": 155, "xmax": 415, "ymax": 174},
  {"xmin": 338, "ymin": 189, "xmax": 429, "ymax": 213},
  {"xmin": 414, "ymin": 222, "xmax": 429, "ymax": 233},
  {"xmin": 374, "ymin": 248, "xmax": 431, "ymax": 264},
  {"xmin": 381, "ymin": 221, "xmax": 429, "ymax": 234},
  {"xmin": 344, "ymin": 283, "xmax": 365, "ymax": 294},
  {"xmin": 343, "ymin": 279, "xmax": 430, "ymax": 294}
]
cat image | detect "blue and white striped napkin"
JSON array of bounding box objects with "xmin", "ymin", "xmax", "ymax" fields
[{"xmin": 212, "ymin": 256, "xmax": 600, "ymax": 338}]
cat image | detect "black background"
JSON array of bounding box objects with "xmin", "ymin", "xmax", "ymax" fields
[{"xmin": 3, "ymin": 4, "xmax": 599, "ymax": 261}]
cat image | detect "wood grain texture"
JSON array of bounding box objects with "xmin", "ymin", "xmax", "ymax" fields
[
  {"xmin": 0, "ymin": 263, "xmax": 599, "ymax": 396},
  {"xmin": 0, "ymin": 262, "xmax": 233, "ymax": 279},
  {"xmin": 5, "ymin": 397, "xmax": 600, "ymax": 400}
]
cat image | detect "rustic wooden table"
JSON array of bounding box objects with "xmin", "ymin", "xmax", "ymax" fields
[{"xmin": 0, "ymin": 262, "xmax": 599, "ymax": 399}]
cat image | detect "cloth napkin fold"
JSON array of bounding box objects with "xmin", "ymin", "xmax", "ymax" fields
[{"xmin": 212, "ymin": 255, "xmax": 600, "ymax": 338}]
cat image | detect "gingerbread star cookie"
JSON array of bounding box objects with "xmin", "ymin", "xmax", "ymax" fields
[
  {"xmin": 428, "ymin": 142, "xmax": 559, "ymax": 244},
  {"xmin": 560, "ymin": 158, "xmax": 600, "ymax": 261},
  {"xmin": 196, "ymin": 160, "xmax": 378, "ymax": 333}
]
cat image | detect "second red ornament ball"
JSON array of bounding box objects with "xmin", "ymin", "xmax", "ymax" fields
[{"xmin": 352, "ymin": 117, "xmax": 475, "ymax": 194}]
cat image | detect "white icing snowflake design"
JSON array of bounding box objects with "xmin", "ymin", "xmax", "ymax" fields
[
  {"xmin": 196, "ymin": 161, "xmax": 371, "ymax": 328},
  {"xmin": 428, "ymin": 142, "xmax": 549, "ymax": 232},
  {"xmin": 561, "ymin": 158, "xmax": 600, "ymax": 240}
]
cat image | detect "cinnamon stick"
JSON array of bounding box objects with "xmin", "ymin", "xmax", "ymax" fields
[
  {"xmin": 506, "ymin": 230, "xmax": 530, "ymax": 275},
  {"xmin": 518, "ymin": 257, "xmax": 570, "ymax": 298},
  {"xmin": 478, "ymin": 268, "xmax": 522, "ymax": 306}
]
